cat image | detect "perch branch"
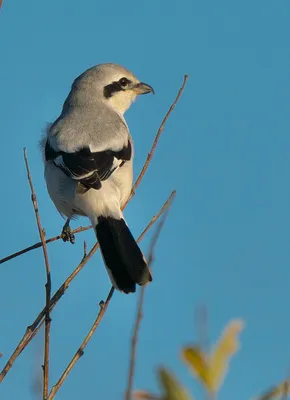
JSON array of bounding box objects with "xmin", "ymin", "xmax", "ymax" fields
[
  {"xmin": 23, "ymin": 149, "xmax": 51, "ymax": 399},
  {"xmin": 0, "ymin": 225, "xmax": 91, "ymax": 264}
]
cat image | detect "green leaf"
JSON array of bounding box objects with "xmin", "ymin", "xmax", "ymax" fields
[
  {"xmin": 181, "ymin": 346, "xmax": 211, "ymax": 389},
  {"xmin": 158, "ymin": 367, "xmax": 194, "ymax": 400}
]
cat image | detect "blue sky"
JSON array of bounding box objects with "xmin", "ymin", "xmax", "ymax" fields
[{"xmin": 1, "ymin": 0, "xmax": 290, "ymax": 399}]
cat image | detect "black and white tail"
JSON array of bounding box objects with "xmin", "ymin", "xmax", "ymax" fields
[{"xmin": 95, "ymin": 216, "xmax": 152, "ymax": 294}]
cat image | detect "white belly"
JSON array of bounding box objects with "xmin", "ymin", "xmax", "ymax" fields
[{"xmin": 44, "ymin": 159, "xmax": 133, "ymax": 220}]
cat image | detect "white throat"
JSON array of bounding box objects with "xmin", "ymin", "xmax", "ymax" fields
[{"xmin": 106, "ymin": 90, "xmax": 137, "ymax": 115}]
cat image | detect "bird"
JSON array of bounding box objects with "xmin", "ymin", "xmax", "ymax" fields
[{"xmin": 40, "ymin": 63, "xmax": 154, "ymax": 294}]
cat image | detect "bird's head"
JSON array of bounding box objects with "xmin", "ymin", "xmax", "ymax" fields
[{"xmin": 70, "ymin": 63, "xmax": 154, "ymax": 115}]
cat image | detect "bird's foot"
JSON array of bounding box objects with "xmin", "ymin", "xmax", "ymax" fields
[{"xmin": 61, "ymin": 224, "xmax": 75, "ymax": 244}]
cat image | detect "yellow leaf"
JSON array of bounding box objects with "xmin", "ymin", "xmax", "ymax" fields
[
  {"xmin": 158, "ymin": 367, "xmax": 194, "ymax": 400},
  {"xmin": 181, "ymin": 346, "xmax": 211, "ymax": 389},
  {"xmin": 208, "ymin": 319, "xmax": 244, "ymax": 392},
  {"xmin": 255, "ymin": 379, "xmax": 290, "ymax": 400}
]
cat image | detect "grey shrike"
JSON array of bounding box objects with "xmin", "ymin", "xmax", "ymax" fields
[{"xmin": 41, "ymin": 63, "xmax": 154, "ymax": 294}]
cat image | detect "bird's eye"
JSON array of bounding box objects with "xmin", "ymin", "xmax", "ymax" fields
[{"xmin": 119, "ymin": 77, "xmax": 130, "ymax": 87}]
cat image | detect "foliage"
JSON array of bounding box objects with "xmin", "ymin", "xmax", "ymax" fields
[{"xmin": 135, "ymin": 319, "xmax": 289, "ymax": 400}]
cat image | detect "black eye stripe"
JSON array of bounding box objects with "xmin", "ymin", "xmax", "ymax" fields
[
  {"xmin": 103, "ymin": 77, "xmax": 132, "ymax": 98},
  {"xmin": 103, "ymin": 82, "xmax": 124, "ymax": 98}
]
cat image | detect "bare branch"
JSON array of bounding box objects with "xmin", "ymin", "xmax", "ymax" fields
[
  {"xmin": 46, "ymin": 191, "xmax": 176, "ymax": 399},
  {"xmin": 0, "ymin": 192, "xmax": 175, "ymax": 384},
  {"xmin": 0, "ymin": 75, "xmax": 188, "ymax": 266},
  {"xmin": 23, "ymin": 148, "xmax": 51, "ymax": 399},
  {"xmin": 125, "ymin": 192, "xmax": 175, "ymax": 400}
]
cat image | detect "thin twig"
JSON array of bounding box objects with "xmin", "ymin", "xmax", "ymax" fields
[
  {"xmin": 125, "ymin": 193, "xmax": 175, "ymax": 400},
  {"xmin": 0, "ymin": 74, "xmax": 188, "ymax": 266},
  {"xmin": 46, "ymin": 287, "xmax": 114, "ymax": 400},
  {"xmin": 195, "ymin": 304, "xmax": 209, "ymax": 354},
  {"xmin": 125, "ymin": 288, "xmax": 145, "ymax": 400},
  {"xmin": 23, "ymin": 149, "xmax": 51, "ymax": 399},
  {"xmin": 0, "ymin": 225, "xmax": 91, "ymax": 264},
  {"xmin": 127, "ymin": 74, "xmax": 188, "ymax": 202},
  {"xmin": 46, "ymin": 191, "xmax": 175, "ymax": 399}
]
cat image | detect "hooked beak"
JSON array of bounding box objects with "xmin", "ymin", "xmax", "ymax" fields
[{"xmin": 132, "ymin": 82, "xmax": 155, "ymax": 95}]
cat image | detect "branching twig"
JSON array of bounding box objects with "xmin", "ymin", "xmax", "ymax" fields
[
  {"xmin": 125, "ymin": 193, "xmax": 175, "ymax": 400},
  {"xmin": 23, "ymin": 149, "xmax": 51, "ymax": 399},
  {"xmin": 0, "ymin": 74, "xmax": 188, "ymax": 266},
  {"xmin": 0, "ymin": 242, "xmax": 100, "ymax": 382},
  {"xmin": 0, "ymin": 192, "xmax": 175, "ymax": 383},
  {"xmin": 0, "ymin": 73, "xmax": 188, "ymax": 383},
  {"xmin": 46, "ymin": 191, "xmax": 176, "ymax": 399}
]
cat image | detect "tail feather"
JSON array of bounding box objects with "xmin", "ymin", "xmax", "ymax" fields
[{"xmin": 95, "ymin": 216, "xmax": 152, "ymax": 294}]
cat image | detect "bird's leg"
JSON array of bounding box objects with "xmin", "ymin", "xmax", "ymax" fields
[{"xmin": 61, "ymin": 218, "xmax": 75, "ymax": 244}]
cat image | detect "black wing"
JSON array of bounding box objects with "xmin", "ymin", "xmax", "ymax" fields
[{"xmin": 45, "ymin": 140, "xmax": 132, "ymax": 190}]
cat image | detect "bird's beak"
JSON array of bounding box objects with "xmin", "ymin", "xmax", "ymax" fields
[{"xmin": 132, "ymin": 82, "xmax": 155, "ymax": 95}]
